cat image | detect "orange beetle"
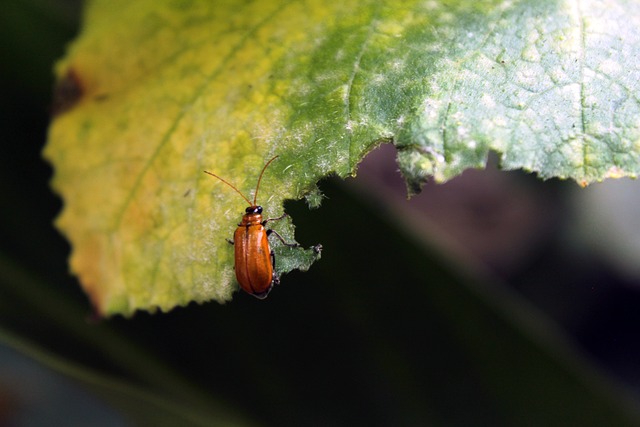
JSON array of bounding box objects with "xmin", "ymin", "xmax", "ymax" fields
[{"xmin": 204, "ymin": 156, "xmax": 298, "ymax": 299}]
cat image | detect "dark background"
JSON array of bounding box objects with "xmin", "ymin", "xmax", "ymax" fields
[{"xmin": 2, "ymin": 1, "xmax": 640, "ymax": 426}]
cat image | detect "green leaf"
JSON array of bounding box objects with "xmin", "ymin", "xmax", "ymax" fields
[
  {"xmin": 0, "ymin": 253, "xmax": 256, "ymax": 426},
  {"xmin": 274, "ymin": 180, "xmax": 640, "ymax": 426},
  {"xmin": 44, "ymin": 0, "xmax": 640, "ymax": 315},
  {"xmin": 0, "ymin": 328, "xmax": 256, "ymax": 427},
  {"xmin": 394, "ymin": 0, "xmax": 640, "ymax": 192}
]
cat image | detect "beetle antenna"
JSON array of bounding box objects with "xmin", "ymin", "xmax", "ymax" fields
[
  {"xmin": 203, "ymin": 170, "xmax": 253, "ymax": 206},
  {"xmin": 253, "ymin": 155, "xmax": 278, "ymax": 206}
]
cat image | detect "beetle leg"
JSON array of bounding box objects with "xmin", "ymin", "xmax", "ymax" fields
[
  {"xmin": 262, "ymin": 212, "xmax": 288, "ymax": 225},
  {"xmin": 266, "ymin": 229, "xmax": 300, "ymax": 248},
  {"xmin": 270, "ymin": 249, "xmax": 281, "ymax": 285},
  {"xmin": 264, "ymin": 213, "xmax": 300, "ymax": 247}
]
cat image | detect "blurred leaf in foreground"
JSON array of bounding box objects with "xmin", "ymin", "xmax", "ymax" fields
[{"xmin": 45, "ymin": 0, "xmax": 640, "ymax": 315}]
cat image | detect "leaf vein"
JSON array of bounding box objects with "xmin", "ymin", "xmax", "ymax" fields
[
  {"xmin": 113, "ymin": 2, "xmax": 294, "ymax": 232},
  {"xmin": 344, "ymin": 10, "xmax": 379, "ymax": 169}
]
